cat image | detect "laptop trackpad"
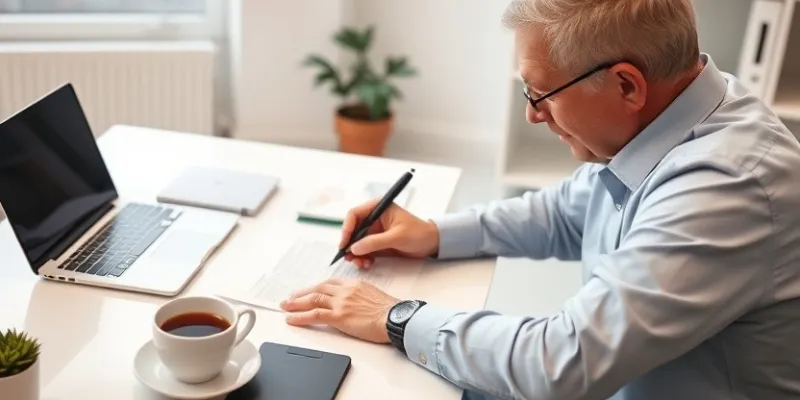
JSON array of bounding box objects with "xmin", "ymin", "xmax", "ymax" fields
[{"xmin": 150, "ymin": 230, "xmax": 217, "ymax": 265}]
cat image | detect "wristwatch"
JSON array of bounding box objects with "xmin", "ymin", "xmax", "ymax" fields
[{"xmin": 386, "ymin": 300, "xmax": 427, "ymax": 355}]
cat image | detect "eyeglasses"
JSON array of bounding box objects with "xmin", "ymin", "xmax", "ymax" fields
[{"xmin": 523, "ymin": 61, "xmax": 619, "ymax": 111}]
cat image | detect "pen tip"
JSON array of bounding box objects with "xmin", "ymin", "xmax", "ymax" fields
[{"xmin": 410, "ymin": 168, "xmax": 416, "ymax": 173}]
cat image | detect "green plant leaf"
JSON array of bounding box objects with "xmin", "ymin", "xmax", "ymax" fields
[
  {"xmin": 304, "ymin": 55, "xmax": 338, "ymax": 75},
  {"xmin": 303, "ymin": 54, "xmax": 328, "ymax": 68},
  {"xmin": 314, "ymin": 70, "xmax": 336, "ymax": 86},
  {"xmin": 303, "ymin": 55, "xmax": 346, "ymax": 96},
  {"xmin": 334, "ymin": 27, "xmax": 365, "ymax": 52},
  {"xmin": 386, "ymin": 57, "xmax": 417, "ymax": 77},
  {"xmin": 388, "ymin": 84, "xmax": 403, "ymax": 100},
  {"xmin": 348, "ymin": 61, "xmax": 371, "ymax": 85},
  {"xmin": 334, "ymin": 25, "xmax": 375, "ymax": 53},
  {"xmin": 337, "ymin": 58, "xmax": 369, "ymax": 97},
  {"xmin": 0, "ymin": 329, "xmax": 40, "ymax": 378},
  {"xmin": 361, "ymin": 25, "xmax": 374, "ymax": 52},
  {"xmin": 356, "ymin": 81, "xmax": 392, "ymax": 120}
]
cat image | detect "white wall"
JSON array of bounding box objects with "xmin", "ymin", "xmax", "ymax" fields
[
  {"xmin": 351, "ymin": 0, "xmax": 514, "ymax": 153},
  {"xmin": 229, "ymin": 0, "xmax": 514, "ymax": 155},
  {"xmin": 230, "ymin": 0, "xmax": 350, "ymax": 149}
]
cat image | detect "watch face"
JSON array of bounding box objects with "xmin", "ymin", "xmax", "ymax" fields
[{"xmin": 390, "ymin": 301, "xmax": 419, "ymax": 324}]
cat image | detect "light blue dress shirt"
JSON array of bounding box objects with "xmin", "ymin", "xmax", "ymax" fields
[{"xmin": 404, "ymin": 54, "xmax": 800, "ymax": 400}]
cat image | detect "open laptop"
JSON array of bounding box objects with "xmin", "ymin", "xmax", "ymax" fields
[{"xmin": 0, "ymin": 83, "xmax": 239, "ymax": 296}]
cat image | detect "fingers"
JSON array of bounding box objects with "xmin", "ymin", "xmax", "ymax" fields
[
  {"xmin": 281, "ymin": 279, "xmax": 350, "ymax": 325},
  {"xmin": 340, "ymin": 199, "xmax": 382, "ymax": 249},
  {"xmin": 340, "ymin": 212, "xmax": 358, "ymax": 249},
  {"xmin": 350, "ymin": 229, "xmax": 400, "ymax": 256},
  {"xmin": 288, "ymin": 281, "xmax": 340, "ymax": 299},
  {"xmin": 285, "ymin": 309, "xmax": 335, "ymax": 326},
  {"xmin": 345, "ymin": 253, "xmax": 374, "ymax": 269},
  {"xmin": 351, "ymin": 256, "xmax": 374, "ymax": 269},
  {"xmin": 281, "ymin": 292, "xmax": 333, "ymax": 312}
]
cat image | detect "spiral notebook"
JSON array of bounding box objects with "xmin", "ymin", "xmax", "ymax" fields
[{"xmin": 297, "ymin": 182, "xmax": 412, "ymax": 225}]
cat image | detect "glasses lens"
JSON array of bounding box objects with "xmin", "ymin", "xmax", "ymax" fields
[{"xmin": 523, "ymin": 87, "xmax": 537, "ymax": 109}]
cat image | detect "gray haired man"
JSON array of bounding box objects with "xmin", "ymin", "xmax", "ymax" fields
[{"xmin": 281, "ymin": 1, "xmax": 800, "ymax": 399}]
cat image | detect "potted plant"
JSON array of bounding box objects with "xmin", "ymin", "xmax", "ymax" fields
[
  {"xmin": 0, "ymin": 329, "xmax": 41, "ymax": 400},
  {"xmin": 303, "ymin": 25, "xmax": 418, "ymax": 156}
]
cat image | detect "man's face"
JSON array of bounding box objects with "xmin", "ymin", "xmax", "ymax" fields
[{"xmin": 516, "ymin": 27, "xmax": 641, "ymax": 163}]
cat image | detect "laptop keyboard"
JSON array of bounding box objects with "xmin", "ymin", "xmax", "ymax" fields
[{"xmin": 58, "ymin": 203, "xmax": 182, "ymax": 277}]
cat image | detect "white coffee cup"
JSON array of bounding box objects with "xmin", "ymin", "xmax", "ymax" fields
[{"xmin": 152, "ymin": 295, "xmax": 256, "ymax": 383}]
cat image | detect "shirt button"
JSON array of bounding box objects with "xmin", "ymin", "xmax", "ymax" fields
[
  {"xmin": 419, "ymin": 353, "xmax": 428, "ymax": 365},
  {"xmin": 615, "ymin": 204, "xmax": 622, "ymax": 211}
]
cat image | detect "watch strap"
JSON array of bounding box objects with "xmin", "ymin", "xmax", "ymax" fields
[
  {"xmin": 386, "ymin": 300, "xmax": 426, "ymax": 355},
  {"xmin": 387, "ymin": 322, "xmax": 406, "ymax": 354}
]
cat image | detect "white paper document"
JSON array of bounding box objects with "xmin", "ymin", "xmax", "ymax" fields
[{"xmin": 219, "ymin": 237, "xmax": 421, "ymax": 311}]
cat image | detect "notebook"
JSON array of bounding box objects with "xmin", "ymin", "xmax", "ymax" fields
[{"xmin": 297, "ymin": 182, "xmax": 412, "ymax": 225}]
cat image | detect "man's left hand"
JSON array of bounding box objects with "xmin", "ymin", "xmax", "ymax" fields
[{"xmin": 280, "ymin": 279, "xmax": 398, "ymax": 344}]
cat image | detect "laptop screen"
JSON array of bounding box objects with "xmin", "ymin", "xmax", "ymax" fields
[{"xmin": 0, "ymin": 84, "xmax": 118, "ymax": 271}]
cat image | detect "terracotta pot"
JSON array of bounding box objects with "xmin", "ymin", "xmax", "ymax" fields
[
  {"xmin": 0, "ymin": 358, "xmax": 40, "ymax": 400},
  {"xmin": 334, "ymin": 105, "xmax": 393, "ymax": 157}
]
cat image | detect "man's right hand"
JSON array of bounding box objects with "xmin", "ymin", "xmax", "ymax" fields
[{"xmin": 340, "ymin": 199, "xmax": 440, "ymax": 269}]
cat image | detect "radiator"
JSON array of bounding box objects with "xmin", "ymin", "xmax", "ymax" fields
[{"xmin": 0, "ymin": 41, "xmax": 216, "ymax": 136}]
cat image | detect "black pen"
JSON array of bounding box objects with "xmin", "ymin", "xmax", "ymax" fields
[{"xmin": 330, "ymin": 168, "xmax": 416, "ymax": 266}]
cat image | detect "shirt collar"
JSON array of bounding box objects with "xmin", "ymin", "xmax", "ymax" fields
[{"xmin": 606, "ymin": 53, "xmax": 728, "ymax": 192}]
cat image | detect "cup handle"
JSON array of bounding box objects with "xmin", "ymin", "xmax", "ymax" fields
[{"xmin": 234, "ymin": 308, "xmax": 256, "ymax": 346}]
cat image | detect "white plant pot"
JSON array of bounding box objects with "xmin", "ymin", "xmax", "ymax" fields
[{"xmin": 0, "ymin": 358, "xmax": 40, "ymax": 400}]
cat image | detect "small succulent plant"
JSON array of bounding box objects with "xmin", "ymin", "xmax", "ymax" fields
[{"xmin": 0, "ymin": 329, "xmax": 41, "ymax": 378}]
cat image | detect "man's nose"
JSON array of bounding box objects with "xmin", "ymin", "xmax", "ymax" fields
[{"xmin": 527, "ymin": 104, "xmax": 550, "ymax": 124}]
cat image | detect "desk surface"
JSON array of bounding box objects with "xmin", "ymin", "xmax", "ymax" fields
[{"xmin": 0, "ymin": 126, "xmax": 497, "ymax": 400}]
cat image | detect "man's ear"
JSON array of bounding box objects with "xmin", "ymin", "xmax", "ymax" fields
[{"xmin": 611, "ymin": 63, "xmax": 647, "ymax": 113}]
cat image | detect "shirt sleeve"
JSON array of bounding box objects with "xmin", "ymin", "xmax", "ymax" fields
[
  {"xmin": 404, "ymin": 161, "xmax": 774, "ymax": 400},
  {"xmin": 431, "ymin": 164, "xmax": 596, "ymax": 261}
]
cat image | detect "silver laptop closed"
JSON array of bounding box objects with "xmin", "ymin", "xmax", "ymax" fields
[{"xmin": 157, "ymin": 166, "xmax": 280, "ymax": 216}]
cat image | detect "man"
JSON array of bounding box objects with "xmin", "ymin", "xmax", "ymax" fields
[{"xmin": 281, "ymin": 0, "xmax": 800, "ymax": 399}]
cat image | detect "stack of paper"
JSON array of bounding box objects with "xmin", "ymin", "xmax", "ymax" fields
[{"xmin": 217, "ymin": 237, "xmax": 421, "ymax": 312}]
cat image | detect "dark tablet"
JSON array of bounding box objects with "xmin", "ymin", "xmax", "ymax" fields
[{"xmin": 227, "ymin": 342, "xmax": 351, "ymax": 400}]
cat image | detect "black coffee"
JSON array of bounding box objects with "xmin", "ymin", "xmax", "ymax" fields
[{"xmin": 160, "ymin": 312, "xmax": 231, "ymax": 337}]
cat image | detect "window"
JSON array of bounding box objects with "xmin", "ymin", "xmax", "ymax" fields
[
  {"xmin": 0, "ymin": 0, "xmax": 205, "ymax": 14},
  {"xmin": 0, "ymin": 0, "xmax": 224, "ymax": 40}
]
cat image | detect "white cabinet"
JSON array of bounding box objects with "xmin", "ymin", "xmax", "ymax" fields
[
  {"xmin": 766, "ymin": 0, "xmax": 800, "ymax": 120},
  {"xmin": 739, "ymin": 0, "xmax": 800, "ymax": 121},
  {"xmin": 496, "ymin": 0, "xmax": 800, "ymax": 195}
]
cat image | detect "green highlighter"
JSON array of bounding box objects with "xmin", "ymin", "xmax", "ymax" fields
[{"xmin": 296, "ymin": 215, "xmax": 344, "ymax": 226}]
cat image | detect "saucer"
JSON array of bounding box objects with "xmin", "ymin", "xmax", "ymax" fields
[{"xmin": 133, "ymin": 339, "xmax": 261, "ymax": 399}]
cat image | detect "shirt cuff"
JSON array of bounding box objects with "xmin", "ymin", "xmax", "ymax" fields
[
  {"xmin": 430, "ymin": 211, "xmax": 480, "ymax": 259},
  {"xmin": 403, "ymin": 304, "xmax": 459, "ymax": 376}
]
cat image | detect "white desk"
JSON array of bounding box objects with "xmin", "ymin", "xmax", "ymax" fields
[{"xmin": 0, "ymin": 125, "xmax": 497, "ymax": 400}]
